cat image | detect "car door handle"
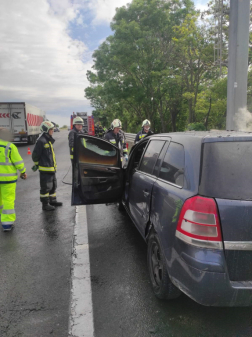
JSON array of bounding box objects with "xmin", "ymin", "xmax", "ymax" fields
[
  {"xmin": 106, "ymin": 168, "xmax": 119, "ymax": 173},
  {"xmin": 143, "ymin": 190, "xmax": 150, "ymax": 197},
  {"xmin": 99, "ymin": 178, "xmax": 108, "ymax": 183}
]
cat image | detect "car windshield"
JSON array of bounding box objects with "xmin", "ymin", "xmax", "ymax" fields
[{"xmin": 199, "ymin": 141, "xmax": 252, "ymax": 200}]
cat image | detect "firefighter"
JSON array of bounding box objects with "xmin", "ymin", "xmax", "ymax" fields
[
  {"xmin": 68, "ymin": 117, "xmax": 84, "ymax": 162},
  {"xmin": 0, "ymin": 128, "xmax": 27, "ymax": 231},
  {"xmin": 95, "ymin": 122, "xmax": 101, "ymax": 137},
  {"xmin": 32, "ymin": 121, "xmax": 62, "ymax": 211},
  {"xmin": 104, "ymin": 119, "xmax": 128, "ymax": 160},
  {"xmin": 134, "ymin": 119, "xmax": 153, "ymax": 144},
  {"xmin": 98, "ymin": 125, "xmax": 104, "ymax": 138}
]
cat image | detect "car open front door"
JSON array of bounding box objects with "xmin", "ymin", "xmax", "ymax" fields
[{"xmin": 72, "ymin": 134, "xmax": 124, "ymax": 205}]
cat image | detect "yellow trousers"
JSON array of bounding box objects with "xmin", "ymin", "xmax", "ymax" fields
[{"xmin": 0, "ymin": 183, "xmax": 16, "ymax": 226}]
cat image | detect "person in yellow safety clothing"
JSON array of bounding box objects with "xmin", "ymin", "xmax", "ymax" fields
[
  {"xmin": 32, "ymin": 121, "xmax": 62, "ymax": 211},
  {"xmin": 0, "ymin": 128, "xmax": 27, "ymax": 231}
]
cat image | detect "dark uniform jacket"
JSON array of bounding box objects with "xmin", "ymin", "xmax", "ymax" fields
[
  {"xmin": 32, "ymin": 133, "xmax": 57, "ymax": 172},
  {"xmin": 68, "ymin": 126, "xmax": 85, "ymax": 159},
  {"xmin": 98, "ymin": 125, "xmax": 104, "ymax": 137},
  {"xmin": 104, "ymin": 129, "xmax": 127, "ymax": 157},
  {"xmin": 134, "ymin": 129, "xmax": 153, "ymax": 144}
]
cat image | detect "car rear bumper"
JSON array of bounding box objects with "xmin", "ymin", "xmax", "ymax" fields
[{"xmin": 169, "ymin": 239, "xmax": 252, "ymax": 306}]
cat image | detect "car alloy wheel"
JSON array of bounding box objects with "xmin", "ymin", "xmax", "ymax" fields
[{"xmin": 147, "ymin": 232, "xmax": 181, "ymax": 300}]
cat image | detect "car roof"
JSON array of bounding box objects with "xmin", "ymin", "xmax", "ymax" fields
[{"xmin": 149, "ymin": 130, "xmax": 252, "ymax": 143}]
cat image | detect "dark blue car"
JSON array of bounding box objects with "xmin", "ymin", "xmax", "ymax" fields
[{"xmin": 72, "ymin": 131, "xmax": 252, "ymax": 306}]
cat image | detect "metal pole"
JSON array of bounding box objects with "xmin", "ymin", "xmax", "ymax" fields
[
  {"xmin": 226, "ymin": 0, "xmax": 250, "ymax": 130},
  {"xmin": 219, "ymin": 0, "xmax": 223, "ymax": 76}
]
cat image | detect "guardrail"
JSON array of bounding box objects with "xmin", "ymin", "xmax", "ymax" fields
[{"xmin": 125, "ymin": 133, "xmax": 136, "ymax": 144}]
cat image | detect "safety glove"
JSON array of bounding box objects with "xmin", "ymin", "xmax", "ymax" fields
[{"xmin": 31, "ymin": 165, "xmax": 39, "ymax": 172}]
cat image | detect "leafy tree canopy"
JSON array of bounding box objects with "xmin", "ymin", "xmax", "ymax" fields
[{"xmin": 85, "ymin": 0, "xmax": 251, "ymax": 132}]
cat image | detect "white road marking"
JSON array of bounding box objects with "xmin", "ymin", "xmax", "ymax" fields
[{"xmin": 69, "ymin": 206, "xmax": 94, "ymax": 337}]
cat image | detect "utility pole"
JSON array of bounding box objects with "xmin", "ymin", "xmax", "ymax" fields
[
  {"xmin": 219, "ymin": 0, "xmax": 223, "ymax": 76},
  {"xmin": 226, "ymin": 0, "xmax": 250, "ymax": 130},
  {"xmin": 214, "ymin": 0, "xmax": 224, "ymax": 76}
]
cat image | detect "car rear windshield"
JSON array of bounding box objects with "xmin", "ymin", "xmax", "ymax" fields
[{"xmin": 199, "ymin": 141, "xmax": 252, "ymax": 200}]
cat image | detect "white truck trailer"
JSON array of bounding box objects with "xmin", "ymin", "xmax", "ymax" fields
[{"xmin": 0, "ymin": 102, "xmax": 46, "ymax": 144}]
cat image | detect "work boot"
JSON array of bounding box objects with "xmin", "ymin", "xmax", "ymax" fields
[
  {"xmin": 49, "ymin": 200, "xmax": 63, "ymax": 207},
  {"xmin": 42, "ymin": 203, "xmax": 55, "ymax": 211},
  {"xmin": 2, "ymin": 224, "xmax": 14, "ymax": 232}
]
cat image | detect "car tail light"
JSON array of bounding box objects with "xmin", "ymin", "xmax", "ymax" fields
[{"xmin": 175, "ymin": 196, "xmax": 223, "ymax": 249}]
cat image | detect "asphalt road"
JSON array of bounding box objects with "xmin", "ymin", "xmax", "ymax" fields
[{"xmin": 0, "ymin": 130, "xmax": 75, "ymax": 337}]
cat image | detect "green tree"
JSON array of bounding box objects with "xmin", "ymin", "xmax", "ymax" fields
[
  {"xmin": 85, "ymin": 0, "xmax": 196, "ymax": 132},
  {"xmin": 173, "ymin": 12, "xmax": 219, "ymax": 124},
  {"xmin": 84, "ymin": 0, "xmax": 236, "ymax": 133}
]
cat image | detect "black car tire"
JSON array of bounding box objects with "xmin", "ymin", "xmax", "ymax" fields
[{"xmin": 147, "ymin": 232, "xmax": 181, "ymax": 300}]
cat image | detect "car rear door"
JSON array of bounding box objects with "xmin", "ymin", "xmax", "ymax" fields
[
  {"xmin": 128, "ymin": 139, "xmax": 166, "ymax": 237},
  {"xmin": 72, "ymin": 134, "xmax": 124, "ymax": 205},
  {"xmin": 11, "ymin": 104, "xmax": 26, "ymax": 135},
  {"xmin": 199, "ymin": 139, "xmax": 252, "ymax": 281}
]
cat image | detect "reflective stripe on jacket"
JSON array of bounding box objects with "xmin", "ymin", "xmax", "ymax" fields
[
  {"xmin": 0, "ymin": 140, "xmax": 26, "ymax": 183},
  {"xmin": 32, "ymin": 133, "xmax": 57, "ymax": 172},
  {"xmin": 134, "ymin": 129, "xmax": 154, "ymax": 144}
]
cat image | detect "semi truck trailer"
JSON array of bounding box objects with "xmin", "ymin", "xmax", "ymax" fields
[{"xmin": 0, "ymin": 102, "xmax": 46, "ymax": 144}]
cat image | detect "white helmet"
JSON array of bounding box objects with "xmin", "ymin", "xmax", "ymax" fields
[
  {"xmin": 40, "ymin": 121, "xmax": 54, "ymax": 133},
  {"xmin": 73, "ymin": 116, "xmax": 84, "ymax": 125},
  {"xmin": 111, "ymin": 119, "xmax": 122, "ymax": 130},
  {"xmin": 142, "ymin": 119, "xmax": 151, "ymax": 127}
]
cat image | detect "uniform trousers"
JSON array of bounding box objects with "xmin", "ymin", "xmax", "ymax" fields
[
  {"xmin": 0, "ymin": 182, "xmax": 16, "ymax": 226},
  {"xmin": 39, "ymin": 172, "xmax": 57, "ymax": 204}
]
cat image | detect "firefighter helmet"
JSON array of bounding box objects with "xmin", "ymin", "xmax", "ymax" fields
[
  {"xmin": 111, "ymin": 119, "xmax": 122, "ymax": 130},
  {"xmin": 40, "ymin": 121, "xmax": 54, "ymax": 133},
  {"xmin": 142, "ymin": 119, "xmax": 151, "ymax": 127},
  {"xmin": 73, "ymin": 116, "xmax": 84, "ymax": 125}
]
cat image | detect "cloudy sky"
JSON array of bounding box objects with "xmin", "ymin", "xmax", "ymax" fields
[{"xmin": 0, "ymin": 0, "xmax": 208, "ymax": 126}]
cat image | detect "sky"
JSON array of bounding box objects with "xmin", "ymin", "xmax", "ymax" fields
[{"xmin": 0, "ymin": 0, "xmax": 208, "ymax": 127}]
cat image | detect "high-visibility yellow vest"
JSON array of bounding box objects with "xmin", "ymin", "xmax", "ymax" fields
[{"xmin": 0, "ymin": 140, "xmax": 26, "ymax": 183}]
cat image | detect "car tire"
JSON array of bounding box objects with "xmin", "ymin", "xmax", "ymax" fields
[{"xmin": 147, "ymin": 232, "xmax": 181, "ymax": 300}]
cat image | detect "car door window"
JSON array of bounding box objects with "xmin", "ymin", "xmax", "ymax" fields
[
  {"xmin": 130, "ymin": 140, "xmax": 148, "ymax": 169},
  {"xmin": 159, "ymin": 142, "xmax": 185, "ymax": 187},
  {"xmin": 139, "ymin": 140, "xmax": 165, "ymax": 175},
  {"xmin": 153, "ymin": 141, "xmax": 170, "ymax": 177},
  {"xmin": 77, "ymin": 136, "xmax": 119, "ymax": 167}
]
